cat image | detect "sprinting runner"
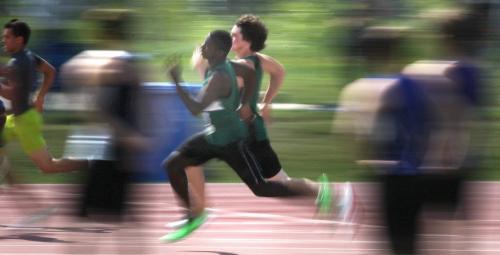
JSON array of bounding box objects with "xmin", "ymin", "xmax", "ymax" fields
[
  {"xmin": 0, "ymin": 19, "xmax": 88, "ymax": 174},
  {"xmin": 190, "ymin": 14, "xmax": 353, "ymax": 220},
  {"xmin": 0, "ymin": 19, "xmax": 88, "ymax": 228},
  {"xmin": 160, "ymin": 30, "xmax": 332, "ymax": 242},
  {"xmin": 230, "ymin": 15, "xmax": 354, "ymax": 219}
]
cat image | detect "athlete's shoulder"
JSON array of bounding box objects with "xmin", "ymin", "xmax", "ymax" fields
[
  {"xmin": 209, "ymin": 69, "xmax": 231, "ymax": 83},
  {"xmin": 230, "ymin": 60, "xmax": 254, "ymax": 72},
  {"xmin": 231, "ymin": 58, "xmax": 255, "ymax": 70},
  {"xmin": 255, "ymin": 52, "xmax": 278, "ymax": 63},
  {"xmin": 12, "ymin": 49, "xmax": 35, "ymax": 65},
  {"xmin": 256, "ymin": 52, "xmax": 285, "ymax": 74},
  {"xmin": 206, "ymin": 70, "xmax": 232, "ymax": 98}
]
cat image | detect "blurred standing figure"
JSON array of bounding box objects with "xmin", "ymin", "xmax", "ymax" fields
[
  {"xmin": 61, "ymin": 9, "xmax": 148, "ymax": 219},
  {"xmin": 397, "ymin": 5, "xmax": 491, "ymax": 254},
  {"xmin": 334, "ymin": 2, "xmax": 490, "ymax": 252},
  {"xmin": 60, "ymin": 9, "xmax": 149, "ymax": 255},
  {"xmin": 334, "ymin": 26, "xmax": 432, "ymax": 255}
]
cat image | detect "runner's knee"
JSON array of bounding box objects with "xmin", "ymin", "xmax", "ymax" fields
[
  {"xmin": 36, "ymin": 160, "xmax": 56, "ymax": 174},
  {"xmin": 163, "ymin": 152, "xmax": 187, "ymax": 175}
]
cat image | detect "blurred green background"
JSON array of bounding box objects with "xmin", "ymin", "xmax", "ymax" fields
[{"xmin": 1, "ymin": 0, "xmax": 499, "ymax": 183}]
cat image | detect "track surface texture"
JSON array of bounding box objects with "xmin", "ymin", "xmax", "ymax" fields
[{"xmin": 0, "ymin": 182, "xmax": 498, "ymax": 255}]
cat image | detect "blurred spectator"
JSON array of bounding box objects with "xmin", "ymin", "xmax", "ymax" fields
[
  {"xmin": 60, "ymin": 8, "xmax": 149, "ymax": 255},
  {"xmin": 400, "ymin": 0, "xmax": 491, "ymax": 233},
  {"xmin": 61, "ymin": 9, "xmax": 148, "ymax": 220},
  {"xmin": 334, "ymin": 26, "xmax": 430, "ymax": 254},
  {"xmin": 334, "ymin": 2, "xmax": 491, "ymax": 253}
]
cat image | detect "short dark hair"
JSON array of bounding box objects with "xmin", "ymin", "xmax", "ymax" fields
[
  {"xmin": 440, "ymin": 4, "xmax": 490, "ymax": 56},
  {"xmin": 235, "ymin": 14, "xmax": 267, "ymax": 52},
  {"xmin": 209, "ymin": 30, "xmax": 232, "ymax": 56},
  {"xmin": 4, "ymin": 19, "xmax": 31, "ymax": 45},
  {"xmin": 359, "ymin": 26, "xmax": 405, "ymax": 61},
  {"xmin": 83, "ymin": 9, "xmax": 135, "ymax": 41}
]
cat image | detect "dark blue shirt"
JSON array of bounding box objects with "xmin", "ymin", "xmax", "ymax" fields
[
  {"xmin": 446, "ymin": 61, "xmax": 482, "ymax": 107},
  {"xmin": 7, "ymin": 49, "xmax": 41, "ymax": 115},
  {"xmin": 376, "ymin": 75, "xmax": 431, "ymax": 175}
]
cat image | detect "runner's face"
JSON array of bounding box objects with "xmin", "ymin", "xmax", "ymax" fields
[
  {"xmin": 230, "ymin": 25, "xmax": 250, "ymax": 52},
  {"xmin": 201, "ymin": 36, "xmax": 216, "ymax": 60},
  {"xmin": 2, "ymin": 28, "xmax": 22, "ymax": 54}
]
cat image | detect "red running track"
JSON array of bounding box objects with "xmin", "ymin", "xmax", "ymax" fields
[{"xmin": 0, "ymin": 182, "xmax": 499, "ymax": 255}]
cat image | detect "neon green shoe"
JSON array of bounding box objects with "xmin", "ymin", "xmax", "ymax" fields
[
  {"xmin": 159, "ymin": 211, "xmax": 208, "ymax": 243},
  {"xmin": 316, "ymin": 173, "xmax": 332, "ymax": 215}
]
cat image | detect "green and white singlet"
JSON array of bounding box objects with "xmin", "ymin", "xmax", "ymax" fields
[
  {"xmin": 203, "ymin": 60, "xmax": 247, "ymax": 146},
  {"xmin": 242, "ymin": 55, "xmax": 268, "ymax": 141}
]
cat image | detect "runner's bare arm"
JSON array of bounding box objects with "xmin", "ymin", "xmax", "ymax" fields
[
  {"xmin": 169, "ymin": 64, "xmax": 231, "ymax": 116},
  {"xmin": 257, "ymin": 53, "xmax": 285, "ymax": 121}
]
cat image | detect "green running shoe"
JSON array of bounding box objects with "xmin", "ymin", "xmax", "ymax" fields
[
  {"xmin": 316, "ymin": 173, "xmax": 332, "ymax": 215},
  {"xmin": 160, "ymin": 211, "xmax": 208, "ymax": 243}
]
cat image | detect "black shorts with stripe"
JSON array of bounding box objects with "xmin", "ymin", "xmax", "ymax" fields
[
  {"xmin": 248, "ymin": 139, "xmax": 282, "ymax": 179},
  {"xmin": 176, "ymin": 133, "xmax": 267, "ymax": 187}
]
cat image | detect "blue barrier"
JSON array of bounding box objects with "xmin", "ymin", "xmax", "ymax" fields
[
  {"xmin": 62, "ymin": 82, "xmax": 203, "ymax": 182},
  {"xmin": 35, "ymin": 42, "xmax": 86, "ymax": 91},
  {"xmin": 133, "ymin": 82, "xmax": 203, "ymax": 182}
]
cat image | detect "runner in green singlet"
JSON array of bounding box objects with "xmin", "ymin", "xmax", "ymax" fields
[{"xmin": 161, "ymin": 30, "xmax": 307, "ymax": 242}]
